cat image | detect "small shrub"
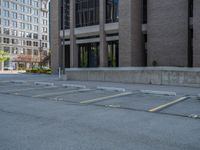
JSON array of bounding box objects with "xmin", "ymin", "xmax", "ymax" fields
[{"xmin": 26, "ymin": 68, "xmax": 51, "ymax": 74}]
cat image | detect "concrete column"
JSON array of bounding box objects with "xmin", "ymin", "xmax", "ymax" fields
[
  {"xmin": 70, "ymin": 0, "xmax": 78, "ymax": 68},
  {"xmin": 99, "ymin": 0, "xmax": 108, "ymax": 67},
  {"xmin": 50, "ymin": 0, "xmax": 61, "ymax": 74},
  {"xmin": 147, "ymin": 0, "xmax": 188, "ymax": 67},
  {"xmin": 119, "ymin": 0, "xmax": 143, "ymax": 67},
  {"xmin": 193, "ymin": 0, "xmax": 200, "ymax": 67}
]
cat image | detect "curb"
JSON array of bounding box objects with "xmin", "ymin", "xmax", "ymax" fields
[
  {"xmin": 62, "ymin": 84, "xmax": 86, "ymax": 88},
  {"xmin": 140, "ymin": 90, "xmax": 176, "ymax": 96},
  {"xmin": 96, "ymin": 86, "xmax": 126, "ymax": 92},
  {"xmin": 34, "ymin": 82, "xmax": 54, "ymax": 86},
  {"xmin": 11, "ymin": 80, "xmax": 27, "ymax": 84}
]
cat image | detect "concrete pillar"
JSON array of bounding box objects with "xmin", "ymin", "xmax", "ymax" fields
[
  {"xmin": 99, "ymin": 0, "xmax": 108, "ymax": 67},
  {"xmin": 119, "ymin": 0, "xmax": 143, "ymax": 67},
  {"xmin": 193, "ymin": 0, "xmax": 200, "ymax": 67},
  {"xmin": 70, "ymin": 0, "xmax": 78, "ymax": 68},
  {"xmin": 50, "ymin": 0, "xmax": 61, "ymax": 74},
  {"xmin": 147, "ymin": 0, "xmax": 188, "ymax": 67}
]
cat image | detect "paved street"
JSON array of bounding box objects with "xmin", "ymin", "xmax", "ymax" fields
[{"xmin": 0, "ymin": 73, "xmax": 200, "ymax": 150}]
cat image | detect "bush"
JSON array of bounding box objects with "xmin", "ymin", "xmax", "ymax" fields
[{"xmin": 26, "ymin": 68, "xmax": 51, "ymax": 74}]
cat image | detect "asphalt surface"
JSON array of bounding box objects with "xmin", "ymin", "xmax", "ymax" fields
[{"xmin": 0, "ymin": 73, "xmax": 200, "ymax": 150}]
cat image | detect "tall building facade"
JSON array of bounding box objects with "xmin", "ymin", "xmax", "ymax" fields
[
  {"xmin": 0, "ymin": 0, "xmax": 50, "ymax": 69},
  {"xmin": 50, "ymin": 0, "xmax": 200, "ymax": 73}
]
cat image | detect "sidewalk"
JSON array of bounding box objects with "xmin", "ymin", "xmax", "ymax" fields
[{"xmin": 0, "ymin": 70, "xmax": 26, "ymax": 74}]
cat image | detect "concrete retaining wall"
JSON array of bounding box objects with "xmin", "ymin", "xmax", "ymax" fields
[{"xmin": 64, "ymin": 67, "xmax": 200, "ymax": 87}]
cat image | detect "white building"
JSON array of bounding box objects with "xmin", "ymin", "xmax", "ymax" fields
[{"xmin": 0, "ymin": 0, "xmax": 50, "ymax": 69}]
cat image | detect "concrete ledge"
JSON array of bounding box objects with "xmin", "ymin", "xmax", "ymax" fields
[
  {"xmin": 62, "ymin": 84, "xmax": 86, "ymax": 89},
  {"xmin": 34, "ymin": 82, "xmax": 54, "ymax": 86},
  {"xmin": 64, "ymin": 67, "xmax": 200, "ymax": 87},
  {"xmin": 140, "ymin": 90, "xmax": 176, "ymax": 96},
  {"xmin": 97, "ymin": 86, "xmax": 126, "ymax": 92}
]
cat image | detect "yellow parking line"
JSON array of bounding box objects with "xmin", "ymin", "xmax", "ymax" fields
[
  {"xmin": 80, "ymin": 92, "xmax": 133, "ymax": 104},
  {"xmin": 33, "ymin": 88, "xmax": 91, "ymax": 98},
  {"xmin": 148, "ymin": 97, "xmax": 188, "ymax": 112}
]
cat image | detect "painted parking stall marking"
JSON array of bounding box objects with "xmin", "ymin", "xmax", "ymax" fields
[
  {"xmin": 80, "ymin": 92, "xmax": 133, "ymax": 104},
  {"xmin": 33, "ymin": 88, "xmax": 92, "ymax": 98},
  {"xmin": 148, "ymin": 97, "xmax": 189, "ymax": 112}
]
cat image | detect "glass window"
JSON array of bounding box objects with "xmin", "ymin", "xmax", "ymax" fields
[
  {"xmin": 3, "ymin": 38, "xmax": 10, "ymax": 44},
  {"xmin": 12, "ymin": 47, "xmax": 18, "ymax": 54},
  {"xmin": 4, "ymin": 47, "xmax": 10, "ymax": 53},
  {"xmin": 19, "ymin": 14, "xmax": 25, "ymax": 20},
  {"xmin": 26, "ymin": 15, "xmax": 32, "ymax": 22},
  {"xmin": 76, "ymin": 0, "xmax": 99, "ymax": 27},
  {"xmin": 61, "ymin": 0, "xmax": 70, "ymax": 29},
  {"xmin": 106, "ymin": 0, "xmax": 119, "ymax": 23},
  {"xmin": 78, "ymin": 43, "xmax": 99, "ymax": 68},
  {"xmin": 33, "ymin": 17, "xmax": 38, "ymax": 23},
  {"xmin": 33, "ymin": 25, "xmax": 38, "ymax": 31},
  {"xmin": 26, "ymin": 6, "xmax": 32, "ymax": 14},
  {"xmin": 11, "ymin": 30, "xmax": 17, "ymax": 36},
  {"xmin": 107, "ymin": 41, "xmax": 119, "ymax": 67},
  {"xmin": 12, "ymin": 12, "xmax": 17, "ymax": 19},
  {"xmin": 33, "ymin": 9, "xmax": 39, "ymax": 16},
  {"xmin": 12, "ymin": 39, "xmax": 19, "ymax": 44},
  {"xmin": 33, "ymin": 33, "xmax": 38, "ymax": 39},
  {"xmin": 42, "ymin": 11, "xmax": 47, "ymax": 18},
  {"xmin": 19, "ymin": 22, "xmax": 25, "ymax": 29},
  {"xmin": 26, "ymin": 32, "xmax": 32, "ymax": 38},
  {"xmin": 3, "ymin": 10, "xmax": 9, "ymax": 17},
  {"xmin": 3, "ymin": 28, "xmax": 9, "ymax": 35},
  {"xmin": 33, "ymin": 49, "xmax": 38, "ymax": 55},
  {"xmin": 27, "ymin": 49, "xmax": 32, "ymax": 55},
  {"xmin": 12, "ymin": 21, "xmax": 17, "ymax": 28},
  {"xmin": 26, "ymin": 23, "xmax": 32, "ymax": 30},
  {"xmin": 19, "ymin": 5, "xmax": 25, "ymax": 12},
  {"xmin": 11, "ymin": 2, "xmax": 17, "ymax": 10},
  {"xmin": 3, "ymin": 19, "xmax": 10, "ymax": 26},
  {"xmin": 3, "ymin": 1, "xmax": 9, "ymax": 8},
  {"xmin": 26, "ymin": 41, "xmax": 32, "ymax": 46},
  {"xmin": 33, "ymin": 1, "xmax": 39, "ymax": 7},
  {"xmin": 33, "ymin": 41, "xmax": 38, "ymax": 47},
  {"xmin": 42, "ymin": 27, "xmax": 47, "ymax": 33}
]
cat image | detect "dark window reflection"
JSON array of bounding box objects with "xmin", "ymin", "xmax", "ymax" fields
[
  {"xmin": 61, "ymin": 0, "xmax": 70, "ymax": 29},
  {"xmin": 76, "ymin": 0, "xmax": 99, "ymax": 27},
  {"xmin": 107, "ymin": 41, "xmax": 119, "ymax": 67},
  {"xmin": 78, "ymin": 43, "xmax": 99, "ymax": 67},
  {"xmin": 106, "ymin": 0, "xmax": 119, "ymax": 23}
]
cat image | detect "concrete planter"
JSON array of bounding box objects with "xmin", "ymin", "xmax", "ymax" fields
[{"xmin": 64, "ymin": 67, "xmax": 200, "ymax": 87}]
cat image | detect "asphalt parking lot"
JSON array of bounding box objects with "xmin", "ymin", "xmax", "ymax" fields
[{"xmin": 0, "ymin": 73, "xmax": 200, "ymax": 150}]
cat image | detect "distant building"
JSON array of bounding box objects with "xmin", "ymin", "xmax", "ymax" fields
[
  {"xmin": 0, "ymin": 0, "xmax": 50, "ymax": 69},
  {"xmin": 50, "ymin": 0, "xmax": 200, "ymax": 73}
]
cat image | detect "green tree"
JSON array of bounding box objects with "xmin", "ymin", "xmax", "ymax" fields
[{"xmin": 0, "ymin": 51, "xmax": 10, "ymax": 71}]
